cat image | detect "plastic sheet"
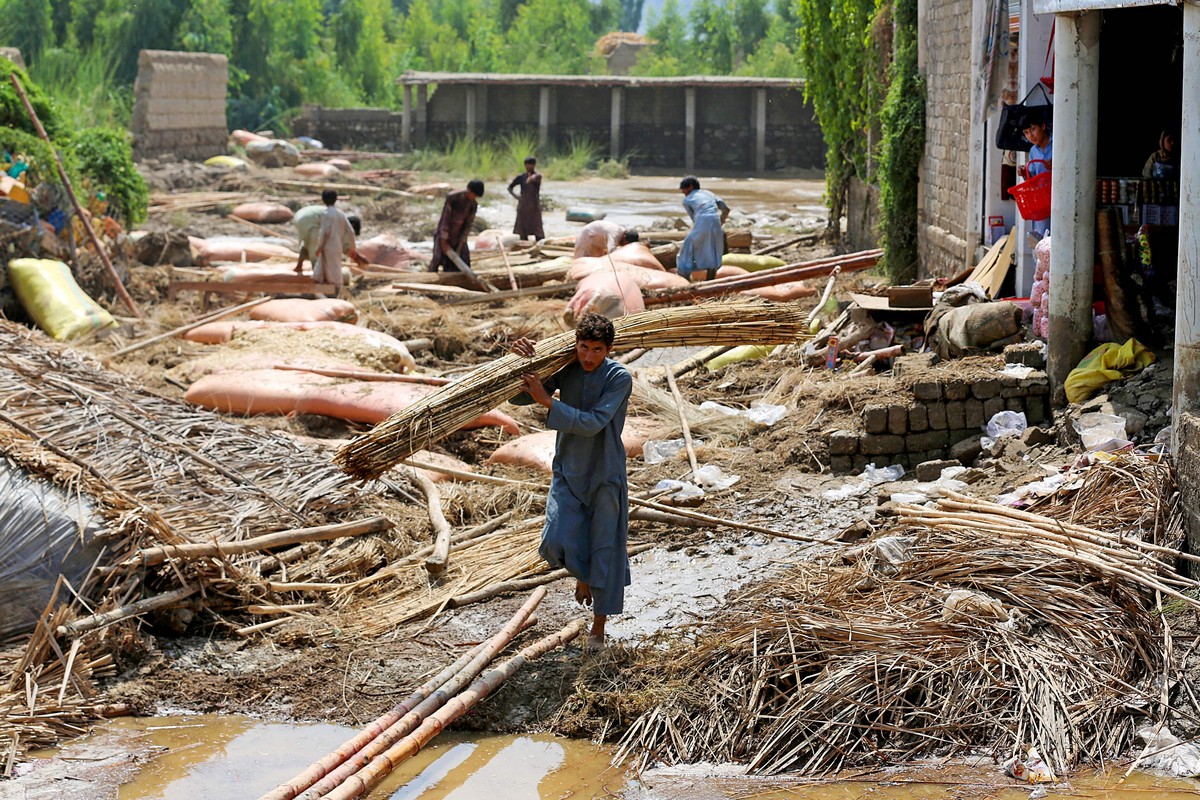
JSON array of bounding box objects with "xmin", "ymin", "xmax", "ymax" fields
[
  {"xmin": 0, "ymin": 461, "xmax": 107, "ymax": 639},
  {"xmin": 823, "ymin": 463, "xmax": 905, "ymax": 500},
  {"xmin": 699, "ymin": 400, "xmax": 788, "ymax": 426}
]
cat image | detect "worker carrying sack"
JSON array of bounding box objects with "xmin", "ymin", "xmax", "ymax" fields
[{"xmin": 995, "ymin": 82, "xmax": 1051, "ymax": 152}]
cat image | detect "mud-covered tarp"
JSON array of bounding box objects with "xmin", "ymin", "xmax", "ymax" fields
[{"xmin": 0, "ymin": 462, "xmax": 106, "ymax": 639}]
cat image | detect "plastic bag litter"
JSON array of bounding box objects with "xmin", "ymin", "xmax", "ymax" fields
[
  {"xmin": 824, "ymin": 463, "xmax": 905, "ymax": 500},
  {"xmin": 868, "ymin": 535, "xmax": 915, "ymax": 572},
  {"xmin": 655, "ymin": 479, "xmax": 705, "ymax": 502},
  {"xmin": 941, "ymin": 589, "xmax": 1007, "ymax": 622},
  {"xmin": 1151, "ymin": 426, "xmax": 1172, "ymax": 455},
  {"xmin": 1001, "ymin": 363, "xmax": 1036, "ymax": 379},
  {"xmin": 698, "ymin": 400, "xmax": 788, "ymax": 426},
  {"xmin": 1003, "ymin": 747, "xmax": 1056, "ymax": 784},
  {"xmin": 996, "ymin": 473, "xmax": 1068, "ymax": 507},
  {"xmin": 1136, "ymin": 724, "xmax": 1200, "ymax": 778},
  {"xmin": 890, "ymin": 475, "xmax": 969, "ymax": 505},
  {"xmin": 1073, "ymin": 412, "xmax": 1133, "ymax": 452},
  {"xmin": 643, "ymin": 439, "xmax": 687, "ymax": 464},
  {"xmin": 694, "ymin": 464, "xmax": 740, "ymax": 491},
  {"xmin": 987, "ymin": 410, "xmax": 1028, "ymax": 439}
]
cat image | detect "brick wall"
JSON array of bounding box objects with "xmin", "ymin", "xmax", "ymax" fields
[
  {"xmin": 919, "ymin": 0, "xmax": 974, "ymax": 278},
  {"xmin": 130, "ymin": 50, "xmax": 228, "ymax": 161}
]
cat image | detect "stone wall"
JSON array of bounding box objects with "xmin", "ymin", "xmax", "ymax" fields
[
  {"xmin": 295, "ymin": 105, "xmax": 406, "ymax": 151},
  {"xmin": 919, "ymin": 0, "xmax": 974, "ymax": 278},
  {"xmin": 130, "ymin": 50, "xmax": 228, "ymax": 161}
]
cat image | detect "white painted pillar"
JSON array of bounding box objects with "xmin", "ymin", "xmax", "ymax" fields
[
  {"xmin": 465, "ymin": 87, "xmax": 477, "ymax": 141},
  {"xmin": 415, "ymin": 84, "xmax": 428, "ymax": 147},
  {"xmin": 1173, "ymin": 2, "xmax": 1200, "ymax": 428},
  {"xmin": 610, "ymin": 87, "xmax": 623, "ymax": 160},
  {"xmin": 1046, "ymin": 11, "xmax": 1100, "ymax": 399},
  {"xmin": 401, "ymin": 84, "xmax": 412, "ymax": 150},
  {"xmin": 685, "ymin": 87, "xmax": 696, "ymax": 172},
  {"xmin": 538, "ymin": 86, "xmax": 551, "ymax": 150},
  {"xmin": 753, "ymin": 88, "xmax": 767, "ymax": 174}
]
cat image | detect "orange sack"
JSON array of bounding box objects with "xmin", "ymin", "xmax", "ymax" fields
[
  {"xmin": 294, "ymin": 162, "xmax": 341, "ymax": 179},
  {"xmin": 607, "ymin": 242, "xmax": 665, "ymax": 271},
  {"xmin": 486, "ymin": 419, "xmax": 657, "ymax": 472},
  {"xmin": 249, "ymin": 298, "xmax": 358, "ymax": 324},
  {"xmin": 715, "ymin": 264, "xmax": 818, "ymax": 301},
  {"xmin": 231, "ymin": 202, "xmax": 294, "ymax": 224},
  {"xmin": 181, "ymin": 320, "xmax": 416, "ymax": 371},
  {"xmin": 356, "ymin": 234, "xmax": 423, "ymax": 268},
  {"xmin": 189, "ymin": 237, "xmax": 299, "ymax": 265},
  {"xmin": 565, "ymin": 270, "xmax": 645, "ymax": 326},
  {"xmin": 186, "ymin": 369, "xmax": 520, "ymax": 433}
]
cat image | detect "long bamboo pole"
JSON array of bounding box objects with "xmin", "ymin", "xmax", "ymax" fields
[
  {"xmin": 291, "ymin": 588, "xmax": 549, "ymax": 800},
  {"xmin": 110, "ymin": 296, "xmax": 272, "ymax": 357},
  {"xmin": 9, "ymin": 73, "xmax": 141, "ymax": 318},
  {"xmin": 322, "ymin": 619, "xmax": 587, "ymax": 800},
  {"xmin": 644, "ymin": 250, "xmax": 880, "ymax": 306},
  {"xmin": 664, "ymin": 369, "xmax": 700, "ymax": 480},
  {"xmin": 406, "ymin": 469, "xmax": 453, "ymax": 575},
  {"xmin": 273, "ymin": 365, "xmax": 450, "ymax": 386},
  {"xmin": 117, "ymin": 517, "xmax": 392, "ymax": 570},
  {"xmin": 258, "ymin": 615, "xmax": 539, "ymax": 800},
  {"xmin": 57, "ymin": 585, "xmax": 197, "ymax": 638}
]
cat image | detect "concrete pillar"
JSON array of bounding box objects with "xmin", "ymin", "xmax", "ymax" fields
[
  {"xmin": 753, "ymin": 88, "xmax": 767, "ymax": 174},
  {"xmin": 610, "ymin": 87, "xmax": 623, "ymax": 160},
  {"xmin": 685, "ymin": 87, "xmax": 696, "ymax": 172},
  {"xmin": 538, "ymin": 86, "xmax": 551, "ymax": 149},
  {"xmin": 416, "ymin": 84, "xmax": 428, "ymax": 148},
  {"xmin": 466, "ymin": 87, "xmax": 477, "ymax": 141},
  {"xmin": 1046, "ymin": 11, "xmax": 1100, "ymax": 401},
  {"xmin": 1174, "ymin": 2, "xmax": 1200, "ymax": 435},
  {"xmin": 401, "ymin": 84, "xmax": 412, "ymax": 150}
]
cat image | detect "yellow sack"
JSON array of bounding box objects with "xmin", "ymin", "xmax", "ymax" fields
[
  {"xmin": 1064, "ymin": 338, "xmax": 1156, "ymax": 404},
  {"xmin": 721, "ymin": 253, "xmax": 786, "ymax": 271},
  {"xmin": 706, "ymin": 344, "xmax": 777, "ymax": 371},
  {"xmin": 7, "ymin": 258, "xmax": 116, "ymax": 340},
  {"xmin": 204, "ymin": 155, "xmax": 248, "ymax": 169}
]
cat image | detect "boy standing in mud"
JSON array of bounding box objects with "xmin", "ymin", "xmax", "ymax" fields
[{"xmin": 511, "ymin": 314, "xmax": 632, "ymax": 652}]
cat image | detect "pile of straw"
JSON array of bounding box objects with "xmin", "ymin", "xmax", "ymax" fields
[
  {"xmin": 335, "ymin": 300, "xmax": 808, "ymax": 479},
  {"xmin": 567, "ymin": 470, "xmax": 1182, "ymax": 776}
]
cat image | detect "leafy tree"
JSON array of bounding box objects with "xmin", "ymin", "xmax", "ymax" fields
[
  {"xmin": 0, "ymin": 0, "xmax": 54, "ymax": 63},
  {"xmin": 501, "ymin": 0, "xmax": 601, "ymax": 74},
  {"xmin": 877, "ymin": 0, "xmax": 923, "ymax": 281},
  {"xmin": 632, "ymin": 0, "xmax": 698, "ymax": 75},
  {"xmin": 177, "ymin": 0, "xmax": 233, "ymax": 55}
]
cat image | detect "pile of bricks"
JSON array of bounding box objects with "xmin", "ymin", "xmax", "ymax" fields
[
  {"xmin": 131, "ymin": 50, "xmax": 228, "ymax": 161},
  {"xmin": 826, "ymin": 369, "xmax": 1049, "ymax": 473}
]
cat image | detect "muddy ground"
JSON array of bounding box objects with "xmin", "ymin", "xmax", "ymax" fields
[{"xmin": 8, "ymin": 155, "xmax": 1198, "ymax": 798}]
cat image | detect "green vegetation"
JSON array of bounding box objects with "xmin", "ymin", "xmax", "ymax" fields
[
  {"xmin": 397, "ymin": 132, "xmax": 609, "ymax": 183},
  {"xmin": 876, "ymin": 0, "xmax": 924, "ymax": 282},
  {"xmin": 0, "ymin": 0, "xmax": 803, "ymax": 134},
  {"xmin": 0, "ymin": 58, "xmax": 146, "ymax": 224}
]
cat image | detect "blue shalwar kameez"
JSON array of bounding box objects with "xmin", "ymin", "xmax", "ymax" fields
[
  {"xmin": 677, "ymin": 188, "xmax": 728, "ymax": 279},
  {"xmin": 514, "ymin": 359, "xmax": 633, "ymax": 616}
]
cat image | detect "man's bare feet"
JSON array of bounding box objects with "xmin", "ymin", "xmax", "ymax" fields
[
  {"xmin": 574, "ymin": 580, "xmax": 593, "ymax": 607},
  {"xmin": 584, "ymin": 634, "xmax": 605, "ymax": 653}
]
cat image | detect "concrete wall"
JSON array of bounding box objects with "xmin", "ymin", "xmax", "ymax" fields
[
  {"xmin": 918, "ymin": 0, "xmax": 975, "ymax": 277},
  {"xmin": 130, "ymin": 50, "xmax": 228, "ymax": 161},
  {"xmin": 298, "ymin": 83, "xmax": 824, "ymax": 172}
]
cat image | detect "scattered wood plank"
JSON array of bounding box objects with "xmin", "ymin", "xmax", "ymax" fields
[
  {"xmin": 753, "ymin": 233, "xmax": 818, "ymax": 256},
  {"xmin": 168, "ymin": 280, "xmax": 338, "ymax": 309},
  {"xmin": 57, "ymin": 585, "xmax": 199, "ymax": 638},
  {"xmin": 444, "ymin": 281, "xmax": 578, "ymax": 305},
  {"xmin": 267, "ymin": 179, "xmax": 415, "ymax": 198}
]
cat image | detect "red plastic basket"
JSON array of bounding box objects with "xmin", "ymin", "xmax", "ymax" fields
[{"xmin": 1011, "ymin": 160, "xmax": 1052, "ymax": 221}]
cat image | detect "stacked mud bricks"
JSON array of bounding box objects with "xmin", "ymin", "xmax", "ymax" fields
[
  {"xmin": 131, "ymin": 50, "xmax": 228, "ymax": 161},
  {"xmin": 826, "ymin": 369, "xmax": 1049, "ymax": 473}
]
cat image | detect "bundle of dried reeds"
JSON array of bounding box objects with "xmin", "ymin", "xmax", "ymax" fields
[
  {"xmin": 576, "ymin": 517, "xmax": 1167, "ymax": 776},
  {"xmin": 335, "ymin": 300, "xmax": 808, "ymax": 479}
]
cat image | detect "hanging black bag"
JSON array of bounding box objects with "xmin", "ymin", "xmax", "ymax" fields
[{"xmin": 995, "ymin": 82, "xmax": 1052, "ymax": 152}]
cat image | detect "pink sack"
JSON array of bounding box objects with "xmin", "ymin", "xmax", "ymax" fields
[
  {"xmin": 231, "ymin": 203, "xmax": 294, "ymax": 224},
  {"xmin": 487, "ymin": 419, "xmax": 658, "ymax": 473},
  {"xmin": 607, "ymin": 242, "xmax": 664, "ymax": 271},
  {"xmin": 740, "ymin": 282, "xmax": 817, "ymax": 302},
  {"xmin": 294, "ymin": 163, "xmax": 341, "ymax": 179},
  {"xmin": 181, "ymin": 320, "xmax": 416, "ymax": 371},
  {"xmin": 356, "ymin": 234, "xmax": 423, "ymax": 268},
  {"xmin": 190, "ymin": 237, "xmax": 298, "ymax": 264},
  {"xmin": 231, "ymin": 129, "xmax": 269, "ymax": 146},
  {"xmin": 249, "ymin": 298, "xmax": 358, "ymax": 324},
  {"xmin": 565, "ymin": 270, "xmax": 645, "ymax": 325}
]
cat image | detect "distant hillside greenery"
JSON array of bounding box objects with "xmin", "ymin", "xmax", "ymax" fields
[{"xmin": 0, "ymin": 0, "xmax": 802, "ymax": 132}]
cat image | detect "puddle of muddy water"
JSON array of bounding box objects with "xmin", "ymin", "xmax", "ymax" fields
[{"xmin": 16, "ymin": 714, "xmax": 1200, "ymax": 800}]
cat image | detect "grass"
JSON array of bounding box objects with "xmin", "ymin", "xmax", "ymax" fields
[
  {"xmin": 394, "ymin": 132, "xmax": 619, "ymax": 185},
  {"xmin": 28, "ymin": 47, "xmax": 132, "ymax": 130}
]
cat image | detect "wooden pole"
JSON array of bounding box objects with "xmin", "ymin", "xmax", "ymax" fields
[
  {"xmin": 805, "ymin": 265, "xmax": 841, "ymax": 327},
  {"xmin": 406, "ymin": 469, "xmax": 453, "ymax": 575},
  {"xmin": 321, "ymin": 619, "xmax": 587, "ymax": 800},
  {"xmin": 9, "ymin": 73, "xmax": 142, "ymax": 319},
  {"xmin": 645, "ymin": 250, "xmax": 880, "ymax": 306},
  {"xmin": 290, "ymin": 589, "xmax": 549, "ymax": 800},
  {"xmin": 117, "ymin": 517, "xmax": 392, "ymax": 570},
  {"xmin": 273, "ymin": 365, "xmax": 450, "ymax": 386},
  {"xmin": 664, "ymin": 369, "xmax": 700, "ymax": 480},
  {"xmin": 498, "ymin": 246, "xmax": 519, "ymax": 292},
  {"xmin": 110, "ymin": 296, "xmax": 273, "ymax": 357},
  {"xmin": 57, "ymin": 585, "xmax": 198, "ymax": 637},
  {"xmin": 444, "ymin": 249, "xmax": 496, "ymax": 293}
]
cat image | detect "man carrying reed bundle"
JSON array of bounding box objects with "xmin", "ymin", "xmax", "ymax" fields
[{"xmin": 511, "ymin": 314, "xmax": 632, "ymax": 652}]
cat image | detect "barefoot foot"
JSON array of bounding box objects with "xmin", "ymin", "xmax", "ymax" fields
[{"xmin": 574, "ymin": 580, "xmax": 593, "ymax": 607}]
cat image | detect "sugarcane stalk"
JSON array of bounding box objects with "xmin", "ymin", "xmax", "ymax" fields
[
  {"xmin": 322, "ymin": 619, "xmax": 587, "ymax": 800},
  {"xmin": 291, "ymin": 588, "xmax": 548, "ymax": 800}
]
